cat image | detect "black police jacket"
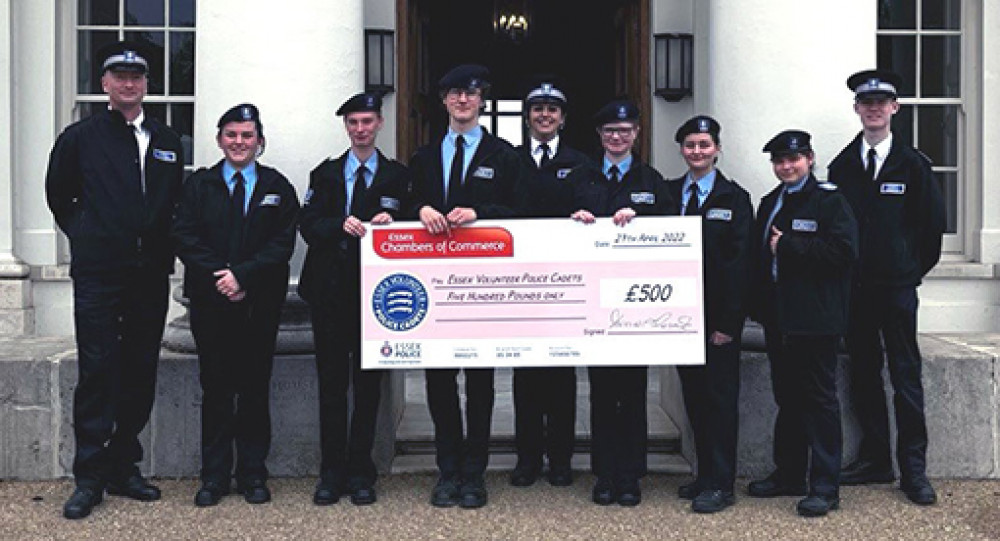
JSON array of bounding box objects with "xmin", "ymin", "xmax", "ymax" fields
[
  {"xmin": 828, "ymin": 133, "xmax": 945, "ymax": 287},
  {"xmin": 45, "ymin": 108, "xmax": 184, "ymax": 276},
  {"xmin": 667, "ymin": 171, "xmax": 754, "ymax": 337},
  {"xmin": 408, "ymin": 129, "xmax": 524, "ymax": 219},
  {"xmin": 515, "ymin": 142, "xmax": 592, "ymax": 218},
  {"xmin": 750, "ymin": 174, "xmax": 858, "ymax": 335},
  {"xmin": 568, "ymin": 158, "xmax": 677, "ymax": 217},
  {"xmin": 172, "ymin": 160, "xmax": 299, "ymax": 307},
  {"xmin": 298, "ymin": 150, "xmax": 411, "ymax": 306}
]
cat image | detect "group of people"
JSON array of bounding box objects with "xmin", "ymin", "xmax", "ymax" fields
[{"xmin": 45, "ymin": 40, "xmax": 945, "ymax": 521}]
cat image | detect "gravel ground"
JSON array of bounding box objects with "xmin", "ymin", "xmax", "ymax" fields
[{"xmin": 2, "ymin": 473, "xmax": 999, "ymax": 541}]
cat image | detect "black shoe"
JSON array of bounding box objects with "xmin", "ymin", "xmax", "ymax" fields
[
  {"xmin": 840, "ymin": 459, "xmax": 895, "ymax": 485},
  {"xmin": 430, "ymin": 477, "xmax": 460, "ymax": 508},
  {"xmin": 747, "ymin": 473, "xmax": 808, "ymax": 498},
  {"xmin": 592, "ymin": 479, "xmax": 615, "ymax": 506},
  {"xmin": 616, "ymin": 481, "xmax": 642, "ymax": 507},
  {"xmin": 509, "ymin": 465, "xmax": 539, "ymax": 487},
  {"xmin": 796, "ymin": 494, "xmax": 840, "ymax": 517},
  {"xmin": 312, "ymin": 479, "xmax": 341, "ymax": 506},
  {"xmin": 194, "ymin": 481, "xmax": 230, "ymax": 507},
  {"xmin": 547, "ymin": 466, "xmax": 573, "ymax": 487},
  {"xmin": 459, "ymin": 478, "xmax": 488, "ymax": 509},
  {"xmin": 237, "ymin": 479, "xmax": 271, "ymax": 504},
  {"xmin": 63, "ymin": 487, "xmax": 103, "ymax": 519},
  {"xmin": 901, "ymin": 478, "xmax": 937, "ymax": 506},
  {"xmin": 677, "ymin": 479, "xmax": 704, "ymax": 500},
  {"xmin": 349, "ymin": 480, "xmax": 377, "ymax": 506},
  {"xmin": 692, "ymin": 489, "xmax": 735, "ymax": 513},
  {"xmin": 107, "ymin": 475, "xmax": 161, "ymax": 502}
]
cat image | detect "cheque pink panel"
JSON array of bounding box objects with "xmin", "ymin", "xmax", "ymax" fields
[{"xmin": 363, "ymin": 260, "xmax": 702, "ymax": 341}]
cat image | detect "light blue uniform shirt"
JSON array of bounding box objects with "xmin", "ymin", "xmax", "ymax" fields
[
  {"xmin": 222, "ymin": 161, "xmax": 257, "ymax": 214},
  {"xmin": 603, "ymin": 155, "xmax": 633, "ymax": 181},
  {"xmin": 441, "ymin": 126, "xmax": 483, "ymax": 199},
  {"xmin": 765, "ymin": 174, "xmax": 809, "ymax": 280},
  {"xmin": 344, "ymin": 151, "xmax": 379, "ymax": 215},
  {"xmin": 681, "ymin": 169, "xmax": 717, "ymax": 213}
]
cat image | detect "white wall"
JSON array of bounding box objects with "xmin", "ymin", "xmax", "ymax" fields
[{"xmin": 649, "ymin": 0, "xmax": 694, "ymax": 179}]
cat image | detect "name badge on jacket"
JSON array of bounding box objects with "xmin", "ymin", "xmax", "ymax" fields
[
  {"xmin": 880, "ymin": 182, "xmax": 906, "ymax": 195},
  {"xmin": 792, "ymin": 219, "xmax": 818, "ymax": 232},
  {"xmin": 472, "ymin": 166, "xmax": 494, "ymax": 179},
  {"xmin": 630, "ymin": 192, "xmax": 655, "ymax": 205},
  {"xmin": 380, "ymin": 196, "xmax": 401, "ymax": 211},
  {"xmin": 557, "ymin": 168, "xmax": 573, "ymax": 179},
  {"xmin": 706, "ymin": 208, "xmax": 732, "ymax": 221},
  {"xmin": 261, "ymin": 194, "xmax": 281, "ymax": 206},
  {"xmin": 152, "ymin": 149, "xmax": 177, "ymax": 163}
]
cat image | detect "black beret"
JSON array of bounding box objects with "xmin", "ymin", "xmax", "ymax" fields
[
  {"xmin": 593, "ymin": 99, "xmax": 639, "ymax": 126},
  {"xmin": 98, "ymin": 41, "xmax": 148, "ymax": 74},
  {"xmin": 674, "ymin": 115, "xmax": 721, "ymax": 143},
  {"xmin": 525, "ymin": 82, "xmax": 567, "ymax": 107},
  {"xmin": 438, "ymin": 64, "xmax": 491, "ymax": 91},
  {"xmin": 846, "ymin": 69, "xmax": 903, "ymax": 99},
  {"xmin": 763, "ymin": 130, "xmax": 812, "ymax": 155},
  {"xmin": 336, "ymin": 92, "xmax": 383, "ymax": 116},
  {"xmin": 217, "ymin": 103, "xmax": 264, "ymax": 136}
]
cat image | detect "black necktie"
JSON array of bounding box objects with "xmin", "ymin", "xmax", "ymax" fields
[
  {"xmin": 447, "ymin": 135, "xmax": 465, "ymax": 207},
  {"xmin": 538, "ymin": 142, "xmax": 550, "ymax": 168},
  {"xmin": 866, "ymin": 147, "xmax": 878, "ymax": 181},
  {"xmin": 684, "ymin": 184, "xmax": 701, "ymax": 216},
  {"xmin": 608, "ymin": 165, "xmax": 620, "ymax": 183},
  {"xmin": 228, "ymin": 171, "xmax": 246, "ymax": 263},
  {"xmin": 350, "ymin": 164, "xmax": 368, "ymax": 218}
]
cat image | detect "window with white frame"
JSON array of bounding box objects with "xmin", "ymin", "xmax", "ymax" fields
[
  {"xmin": 76, "ymin": 0, "xmax": 195, "ymax": 167},
  {"xmin": 877, "ymin": 0, "xmax": 962, "ymax": 249},
  {"xmin": 480, "ymin": 99, "xmax": 524, "ymax": 147}
]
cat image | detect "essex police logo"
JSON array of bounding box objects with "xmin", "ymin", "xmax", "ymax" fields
[
  {"xmin": 372, "ymin": 273, "xmax": 429, "ymax": 332},
  {"xmin": 380, "ymin": 341, "xmax": 393, "ymax": 357}
]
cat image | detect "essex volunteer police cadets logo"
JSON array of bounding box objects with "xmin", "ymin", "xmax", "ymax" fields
[{"xmin": 372, "ymin": 273, "xmax": 429, "ymax": 331}]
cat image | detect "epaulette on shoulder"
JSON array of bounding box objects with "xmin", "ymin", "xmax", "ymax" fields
[
  {"xmin": 914, "ymin": 147, "xmax": 934, "ymax": 167},
  {"xmin": 817, "ymin": 182, "xmax": 838, "ymax": 191}
]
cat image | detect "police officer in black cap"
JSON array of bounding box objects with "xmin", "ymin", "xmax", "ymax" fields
[
  {"xmin": 45, "ymin": 40, "xmax": 184, "ymax": 520},
  {"xmin": 828, "ymin": 70, "xmax": 945, "ymax": 505},
  {"xmin": 509, "ymin": 80, "xmax": 591, "ymax": 489},
  {"xmin": 409, "ymin": 63, "xmax": 526, "ymax": 509},
  {"xmin": 568, "ymin": 99, "xmax": 675, "ymax": 507},
  {"xmin": 747, "ymin": 130, "xmax": 858, "ymax": 517},
  {"xmin": 173, "ymin": 103, "xmax": 299, "ymax": 507},
  {"xmin": 298, "ymin": 92, "xmax": 410, "ymax": 506},
  {"xmin": 668, "ymin": 115, "xmax": 753, "ymax": 513}
]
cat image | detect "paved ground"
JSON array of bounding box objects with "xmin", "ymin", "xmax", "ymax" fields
[{"xmin": 2, "ymin": 474, "xmax": 999, "ymax": 540}]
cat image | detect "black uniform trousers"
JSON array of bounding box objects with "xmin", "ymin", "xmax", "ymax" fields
[
  {"xmin": 678, "ymin": 338, "xmax": 741, "ymax": 492},
  {"xmin": 512, "ymin": 367, "xmax": 576, "ymax": 471},
  {"xmin": 311, "ymin": 295, "xmax": 383, "ymax": 486},
  {"xmin": 846, "ymin": 284, "xmax": 927, "ymax": 480},
  {"xmin": 763, "ymin": 328, "xmax": 841, "ymax": 497},
  {"xmin": 189, "ymin": 298, "xmax": 281, "ymax": 485},
  {"xmin": 425, "ymin": 368, "xmax": 495, "ymax": 480},
  {"xmin": 588, "ymin": 366, "xmax": 647, "ymax": 484},
  {"xmin": 71, "ymin": 270, "xmax": 169, "ymax": 489}
]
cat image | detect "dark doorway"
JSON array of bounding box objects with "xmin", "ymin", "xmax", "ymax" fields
[{"xmin": 397, "ymin": 0, "xmax": 649, "ymax": 160}]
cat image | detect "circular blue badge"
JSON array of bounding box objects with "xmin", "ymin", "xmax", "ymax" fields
[{"xmin": 371, "ymin": 273, "xmax": 429, "ymax": 332}]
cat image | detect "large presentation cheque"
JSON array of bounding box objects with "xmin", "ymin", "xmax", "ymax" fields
[{"xmin": 360, "ymin": 216, "xmax": 704, "ymax": 369}]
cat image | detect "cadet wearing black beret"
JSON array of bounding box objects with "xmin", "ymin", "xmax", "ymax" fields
[
  {"xmin": 748, "ymin": 129, "xmax": 858, "ymax": 517},
  {"xmin": 674, "ymin": 115, "xmax": 721, "ymax": 144},
  {"xmin": 829, "ymin": 68, "xmax": 945, "ymax": 506}
]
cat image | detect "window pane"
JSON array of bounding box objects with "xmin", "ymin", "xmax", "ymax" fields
[
  {"xmin": 169, "ymin": 32, "xmax": 195, "ymax": 95},
  {"xmin": 921, "ymin": 36, "xmax": 961, "ymax": 98},
  {"xmin": 893, "ymin": 105, "xmax": 915, "ymax": 148},
  {"xmin": 170, "ymin": 0, "xmax": 196, "ymax": 27},
  {"xmin": 125, "ymin": 31, "xmax": 165, "ymax": 95},
  {"xmin": 78, "ymin": 0, "xmax": 119, "ymax": 25},
  {"xmin": 917, "ymin": 105, "xmax": 959, "ymax": 167},
  {"xmin": 367, "ymin": 33, "xmax": 382, "ymax": 86},
  {"xmin": 170, "ymin": 104, "xmax": 194, "ymax": 166},
  {"xmin": 125, "ymin": 0, "xmax": 165, "ymax": 26},
  {"xmin": 383, "ymin": 35, "xmax": 395, "ymax": 88},
  {"xmin": 77, "ymin": 30, "xmax": 118, "ymax": 94},
  {"xmin": 935, "ymin": 171, "xmax": 958, "ymax": 233},
  {"xmin": 877, "ymin": 0, "xmax": 915, "ymax": 29},
  {"xmin": 923, "ymin": 0, "xmax": 961, "ymax": 30},
  {"xmin": 497, "ymin": 100, "xmax": 521, "ymax": 113},
  {"xmin": 877, "ymin": 35, "xmax": 916, "ymax": 97},
  {"xmin": 497, "ymin": 116, "xmax": 523, "ymax": 147}
]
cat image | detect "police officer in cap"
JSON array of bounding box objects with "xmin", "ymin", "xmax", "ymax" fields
[
  {"xmin": 509, "ymin": 79, "xmax": 590, "ymax": 488},
  {"xmin": 747, "ymin": 130, "xmax": 858, "ymax": 517},
  {"xmin": 669, "ymin": 115, "xmax": 753, "ymax": 513},
  {"xmin": 45, "ymin": 40, "xmax": 184, "ymax": 520},
  {"xmin": 299, "ymin": 92, "xmax": 410, "ymax": 506},
  {"xmin": 409, "ymin": 63, "xmax": 525, "ymax": 509},
  {"xmin": 828, "ymin": 70, "xmax": 945, "ymax": 505},
  {"xmin": 569, "ymin": 99, "xmax": 675, "ymax": 507},
  {"xmin": 173, "ymin": 103, "xmax": 299, "ymax": 507}
]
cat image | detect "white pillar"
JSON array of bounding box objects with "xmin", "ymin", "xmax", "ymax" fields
[{"xmin": 979, "ymin": 1, "xmax": 1000, "ymax": 263}]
